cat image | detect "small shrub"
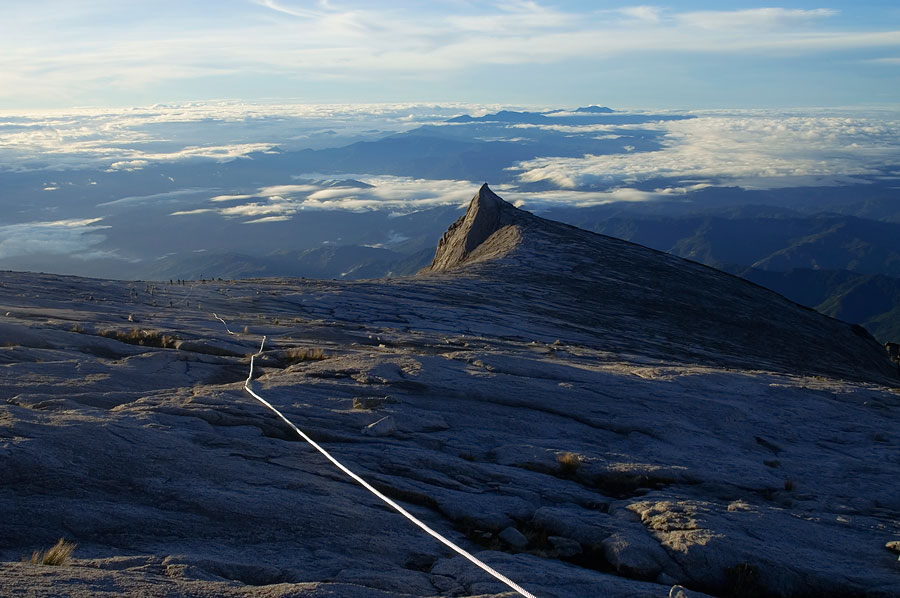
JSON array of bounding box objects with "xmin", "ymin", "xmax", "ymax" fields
[
  {"xmin": 29, "ymin": 538, "xmax": 76, "ymax": 566},
  {"xmin": 557, "ymin": 452, "xmax": 583, "ymax": 476},
  {"xmin": 352, "ymin": 397, "xmax": 381, "ymax": 410},
  {"xmin": 282, "ymin": 347, "xmax": 328, "ymax": 364},
  {"xmin": 99, "ymin": 328, "xmax": 178, "ymax": 349}
]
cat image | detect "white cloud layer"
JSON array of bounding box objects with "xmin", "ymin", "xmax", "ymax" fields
[
  {"xmin": 0, "ymin": 218, "xmax": 110, "ymax": 259},
  {"xmin": 0, "ymin": 102, "xmax": 498, "ymax": 172},
  {"xmin": 171, "ymin": 176, "xmax": 479, "ymax": 221},
  {"xmin": 514, "ymin": 113, "xmax": 900, "ymax": 190},
  {"xmin": 165, "ymin": 174, "xmax": 689, "ymax": 224}
]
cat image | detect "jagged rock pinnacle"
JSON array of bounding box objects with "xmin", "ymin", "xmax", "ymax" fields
[{"xmin": 424, "ymin": 184, "xmax": 527, "ymax": 272}]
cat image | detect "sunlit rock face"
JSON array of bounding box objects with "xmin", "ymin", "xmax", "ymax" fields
[
  {"xmin": 425, "ymin": 183, "xmax": 529, "ymax": 272},
  {"xmin": 0, "ymin": 186, "xmax": 897, "ymax": 598}
]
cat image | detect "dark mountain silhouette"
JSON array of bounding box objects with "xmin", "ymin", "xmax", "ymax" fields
[
  {"xmin": 544, "ymin": 208, "xmax": 900, "ymax": 342},
  {"xmin": 731, "ymin": 266, "xmax": 900, "ymax": 342}
]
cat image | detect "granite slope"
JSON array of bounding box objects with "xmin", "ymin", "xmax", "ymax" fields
[{"xmin": 0, "ymin": 186, "xmax": 898, "ymax": 598}]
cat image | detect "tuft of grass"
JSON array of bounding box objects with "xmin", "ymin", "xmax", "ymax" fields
[
  {"xmin": 282, "ymin": 347, "xmax": 328, "ymax": 364},
  {"xmin": 556, "ymin": 451, "xmax": 583, "ymax": 477},
  {"xmin": 99, "ymin": 328, "xmax": 178, "ymax": 349},
  {"xmin": 29, "ymin": 538, "xmax": 76, "ymax": 566}
]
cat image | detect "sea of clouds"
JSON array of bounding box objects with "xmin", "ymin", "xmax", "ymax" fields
[
  {"xmin": 513, "ymin": 111, "xmax": 900, "ymax": 190},
  {"xmin": 2, "ymin": 102, "xmax": 899, "ymax": 256},
  {"xmin": 0, "ymin": 102, "xmax": 500, "ymax": 172}
]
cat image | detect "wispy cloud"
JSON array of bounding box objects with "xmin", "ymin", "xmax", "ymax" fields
[
  {"xmin": 0, "ymin": 3, "xmax": 897, "ymax": 108},
  {"xmin": 616, "ymin": 6, "xmax": 663, "ymax": 24},
  {"xmin": 97, "ymin": 188, "xmax": 217, "ymax": 207},
  {"xmin": 252, "ymin": 0, "xmax": 323, "ymax": 19},
  {"xmin": 677, "ymin": 8, "xmax": 839, "ymax": 31}
]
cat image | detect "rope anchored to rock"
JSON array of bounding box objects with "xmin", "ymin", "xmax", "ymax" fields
[{"xmin": 241, "ymin": 334, "xmax": 537, "ymax": 598}]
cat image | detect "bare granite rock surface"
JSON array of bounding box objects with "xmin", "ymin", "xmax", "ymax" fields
[{"xmin": 1, "ymin": 186, "xmax": 898, "ymax": 597}]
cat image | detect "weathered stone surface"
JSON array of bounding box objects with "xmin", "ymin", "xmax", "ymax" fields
[
  {"xmin": 175, "ymin": 338, "xmax": 250, "ymax": 357},
  {"xmin": 362, "ymin": 415, "xmax": 397, "ymax": 437},
  {"xmin": 602, "ymin": 531, "xmax": 673, "ymax": 580},
  {"xmin": 0, "ymin": 187, "xmax": 898, "ymax": 597},
  {"xmin": 498, "ymin": 527, "xmax": 528, "ymax": 550},
  {"xmin": 547, "ymin": 536, "xmax": 582, "ymax": 558}
]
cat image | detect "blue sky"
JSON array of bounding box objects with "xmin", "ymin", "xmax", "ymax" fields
[{"xmin": 2, "ymin": 1, "xmax": 900, "ymax": 110}]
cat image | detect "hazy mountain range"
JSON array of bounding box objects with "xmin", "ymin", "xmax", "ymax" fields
[{"xmin": 1, "ymin": 104, "xmax": 898, "ymax": 342}]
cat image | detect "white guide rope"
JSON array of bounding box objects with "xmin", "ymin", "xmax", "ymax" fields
[
  {"xmin": 212, "ymin": 313, "xmax": 237, "ymax": 335},
  {"xmin": 242, "ymin": 335, "xmax": 537, "ymax": 598}
]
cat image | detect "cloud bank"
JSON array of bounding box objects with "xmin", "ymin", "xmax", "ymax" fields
[
  {"xmin": 171, "ymin": 176, "xmax": 479, "ymax": 221},
  {"xmin": 166, "ymin": 174, "xmax": 685, "ymax": 225},
  {"xmin": 0, "ymin": 218, "xmax": 110, "ymax": 260},
  {"xmin": 0, "ymin": 102, "xmax": 496, "ymax": 172},
  {"xmin": 514, "ymin": 113, "xmax": 900, "ymax": 190}
]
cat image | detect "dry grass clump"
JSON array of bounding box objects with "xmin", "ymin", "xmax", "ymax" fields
[
  {"xmin": 99, "ymin": 328, "xmax": 178, "ymax": 348},
  {"xmin": 282, "ymin": 347, "xmax": 328, "ymax": 364},
  {"xmin": 29, "ymin": 538, "xmax": 76, "ymax": 566},
  {"xmin": 556, "ymin": 451, "xmax": 584, "ymax": 476}
]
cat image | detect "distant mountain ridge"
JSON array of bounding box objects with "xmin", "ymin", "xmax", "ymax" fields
[
  {"xmin": 544, "ymin": 207, "xmax": 900, "ymax": 342},
  {"xmin": 445, "ymin": 107, "xmax": 690, "ymax": 125},
  {"xmin": 730, "ymin": 266, "xmax": 900, "ymax": 342},
  {"xmin": 445, "ymin": 107, "xmax": 616, "ymax": 123}
]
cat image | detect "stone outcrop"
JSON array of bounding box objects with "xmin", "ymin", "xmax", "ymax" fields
[{"xmin": 423, "ymin": 183, "xmax": 530, "ymax": 272}]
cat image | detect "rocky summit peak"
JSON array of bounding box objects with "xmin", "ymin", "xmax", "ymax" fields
[{"xmin": 423, "ymin": 184, "xmax": 529, "ymax": 272}]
